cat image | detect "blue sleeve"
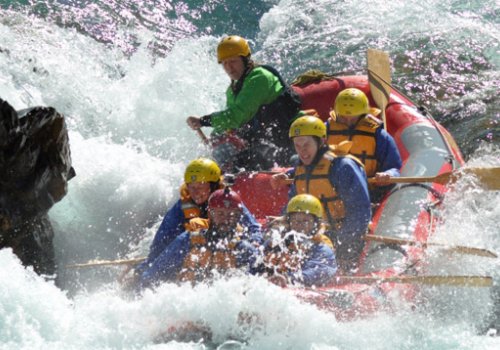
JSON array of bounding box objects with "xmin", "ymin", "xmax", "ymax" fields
[
  {"xmin": 375, "ymin": 128, "xmax": 402, "ymax": 177},
  {"xmin": 296, "ymin": 243, "xmax": 337, "ymax": 287},
  {"xmin": 330, "ymin": 158, "xmax": 371, "ymax": 244},
  {"xmin": 240, "ymin": 203, "xmax": 263, "ymax": 243},
  {"xmin": 137, "ymin": 232, "xmax": 191, "ymax": 290},
  {"xmin": 235, "ymin": 240, "xmax": 262, "ymax": 274},
  {"xmin": 135, "ymin": 200, "xmax": 185, "ymax": 273}
]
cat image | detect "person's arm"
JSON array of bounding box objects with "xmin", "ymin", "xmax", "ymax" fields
[
  {"xmin": 277, "ymin": 168, "xmax": 297, "ymax": 216},
  {"xmin": 286, "ymin": 167, "xmax": 297, "ymax": 201},
  {"xmin": 209, "ymin": 68, "xmax": 282, "ymax": 133},
  {"xmin": 235, "ymin": 240, "xmax": 262, "ymax": 273},
  {"xmin": 135, "ymin": 200, "xmax": 185, "ymax": 273},
  {"xmin": 331, "ymin": 158, "xmax": 371, "ymax": 244},
  {"xmin": 240, "ymin": 203, "xmax": 263, "ymax": 243},
  {"xmin": 136, "ymin": 232, "xmax": 191, "ymax": 290},
  {"xmin": 296, "ymin": 244, "xmax": 337, "ymax": 287},
  {"xmin": 375, "ymin": 128, "xmax": 402, "ymax": 177}
]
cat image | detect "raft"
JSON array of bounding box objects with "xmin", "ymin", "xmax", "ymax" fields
[{"xmin": 231, "ymin": 75, "xmax": 465, "ymax": 320}]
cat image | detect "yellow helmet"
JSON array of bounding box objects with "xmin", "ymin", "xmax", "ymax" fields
[
  {"xmin": 289, "ymin": 116, "xmax": 326, "ymax": 139},
  {"xmin": 334, "ymin": 88, "xmax": 370, "ymax": 118},
  {"xmin": 217, "ymin": 35, "xmax": 251, "ymax": 63},
  {"xmin": 184, "ymin": 158, "xmax": 221, "ymax": 184},
  {"xmin": 286, "ymin": 194, "xmax": 323, "ymax": 219}
]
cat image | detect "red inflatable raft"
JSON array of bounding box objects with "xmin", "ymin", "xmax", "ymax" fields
[{"xmin": 232, "ymin": 75, "xmax": 465, "ymax": 320}]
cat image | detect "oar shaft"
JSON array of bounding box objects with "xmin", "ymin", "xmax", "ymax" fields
[
  {"xmin": 367, "ymin": 175, "xmax": 449, "ymax": 185},
  {"xmin": 334, "ymin": 275, "xmax": 493, "ymax": 287},
  {"xmin": 366, "ymin": 168, "xmax": 500, "ymax": 189},
  {"xmin": 365, "ymin": 235, "xmax": 497, "ymax": 258},
  {"xmin": 66, "ymin": 257, "xmax": 146, "ymax": 269},
  {"xmin": 196, "ymin": 129, "xmax": 210, "ymax": 145}
]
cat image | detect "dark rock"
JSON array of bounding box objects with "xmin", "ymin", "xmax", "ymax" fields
[{"xmin": 0, "ymin": 98, "xmax": 75, "ymax": 278}]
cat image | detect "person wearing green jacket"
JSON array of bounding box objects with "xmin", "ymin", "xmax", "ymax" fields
[{"xmin": 187, "ymin": 35, "xmax": 301, "ymax": 171}]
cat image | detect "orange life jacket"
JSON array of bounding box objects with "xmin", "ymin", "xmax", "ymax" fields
[
  {"xmin": 327, "ymin": 115, "xmax": 380, "ymax": 177},
  {"xmin": 179, "ymin": 179, "xmax": 224, "ymax": 230},
  {"xmin": 294, "ymin": 149, "xmax": 362, "ymax": 230},
  {"xmin": 178, "ymin": 226, "xmax": 243, "ymax": 283}
]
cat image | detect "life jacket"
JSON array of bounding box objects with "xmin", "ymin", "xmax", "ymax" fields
[
  {"xmin": 179, "ymin": 180, "xmax": 224, "ymax": 230},
  {"xmin": 327, "ymin": 114, "xmax": 381, "ymax": 177},
  {"xmin": 294, "ymin": 146, "xmax": 363, "ymax": 230},
  {"xmin": 263, "ymin": 230, "xmax": 333, "ymax": 275},
  {"xmin": 178, "ymin": 226, "xmax": 243, "ymax": 283},
  {"xmin": 238, "ymin": 65, "xmax": 302, "ymax": 165}
]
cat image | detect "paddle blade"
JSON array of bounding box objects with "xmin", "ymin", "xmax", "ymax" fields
[
  {"xmin": 367, "ymin": 49, "xmax": 391, "ymax": 130},
  {"xmin": 462, "ymin": 167, "xmax": 500, "ymax": 190},
  {"xmin": 441, "ymin": 246, "xmax": 498, "ymax": 259},
  {"xmin": 439, "ymin": 167, "xmax": 500, "ymax": 190}
]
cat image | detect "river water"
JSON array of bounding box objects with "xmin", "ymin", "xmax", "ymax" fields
[{"xmin": 0, "ymin": 0, "xmax": 499, "ymax": 349}]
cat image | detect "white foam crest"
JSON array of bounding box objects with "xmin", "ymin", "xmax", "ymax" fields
[
  {"xmin": 105, "ymin": 36, "xmax": 226, "ymax": 146},
  {"xmin": 0, "ymin": 11, "xmax": 125, "ymax": 114},
  {"xmin": 0, "ymin": 249, "xmax": 73, "ymax": 348},
  {"xmin": 432, "ymin": 143, "xmax": 500, "ymax": 260},
  {"xmin": 120, "ymin": 275, "xmax": 500, "ymax": 349},
  {"xmin": 0, "ymin": 11, "xmax": 227, "ymax": 158},
  {"xmin": 416, "ymin": 143, "xmax": 500, "ymax": 331},
  {"xmin": 48, "ymin": 131, "xmax": 183, "ymax": 291},
  {"xmin": 2, "ymin": 250, "xmax": 500, "ymax": 349},
  {"xmin": 1, "ymin": 4, "xmax": 500, "ymax": 349},
  {"xmin": 0, "ymin": 11, "xmax": 232, "ymax": 292}
]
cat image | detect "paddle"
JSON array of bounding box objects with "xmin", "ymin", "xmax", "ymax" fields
[
  {"xmin": 367, "ymin": 48, "xmax": 391, "ymax": 131},
  {"xmin": 367, "ymin": 167, "xmax": 500, "ymax": 190},
  {"xmin": 365, "ymin": 234, "xmax": 497, "ymax": 258},
  {"xmin": 196, "ymin": 128, "xmax": 210, "ymax": 145},
  {"xmin": 276, "ymin": 167, "xmax": 500, "ymax": 191},
  {"xmin": 333, "ymin": 275, "xmax": 493, "ymax": 287},
  {"xmin": 66, "ymin": 257, "xmax": 146, "ymax": 269}
]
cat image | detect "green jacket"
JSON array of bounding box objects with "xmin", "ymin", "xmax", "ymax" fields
[{"xmin": 210, "ymin": 67, "xmax": 283, "ymax": 134}]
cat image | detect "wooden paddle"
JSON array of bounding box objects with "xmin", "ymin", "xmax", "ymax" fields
[
  {"xmin": 276, "ymin": 167, "xmax": 500, "ymax": 190},
  {"xmin": 196, "ymin": 128, "xmax": 210, "ymax": 145},
  {"xmin": 333, "ymin": 275, "xmax": 493, "ymax": 287},
  {"xmin": 365, "ymin": 234, "xmax": 497, "ymax": 258},
  {"xmin": 367, "ymin": 167, "xmax": 500, "ymax": 190},
  {"xmin": 66, "ymin": 257, "xmax": 146, "ymax": 269},
  {"xmin": 367, "ymin": 48, "xmax": 391, "ymax": 131}
]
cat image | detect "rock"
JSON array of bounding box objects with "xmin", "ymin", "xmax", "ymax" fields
[{"xmin": 0, "ymin": 98, "xmax": 75, "ymax": 277}]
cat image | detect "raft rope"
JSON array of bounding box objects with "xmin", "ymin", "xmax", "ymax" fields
[
  {"xmin": 373, "ymin": 183, "xmax": 444, "ymax": 254},
  {"xmin": 290, "ymin": 70, "xmax": 356, "ymax": 87},
  {"xmin": 384, "ymin": 183, "xmax": 444, "ymax": 205}
]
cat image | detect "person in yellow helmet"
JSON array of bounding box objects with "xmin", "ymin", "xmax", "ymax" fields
[
  {"xmin": 137, "ymin": 189, "xmax": 262, "ymax": 290},
  {"xmin": 327, "ymin": 88, "xmax": 402, "ymax": 202},
  {"xmin": 271, "ymin": 115, "xmax": 371, "ymax": 272},
  {"xmin": 186, "ymin": 35, "xmax": 301, "ymax": 171},
  {"xmin": 261, "ymin": 194, "xmax": 337, "ymax": 287},
  {"xmin": 125, "ymin": 158, "xmax": 262, "ymax": 288}
]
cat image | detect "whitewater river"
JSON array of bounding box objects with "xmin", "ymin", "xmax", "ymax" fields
[{"xmin": 0, "ymin": 1, "xmax": 499, "ymax": 349}]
